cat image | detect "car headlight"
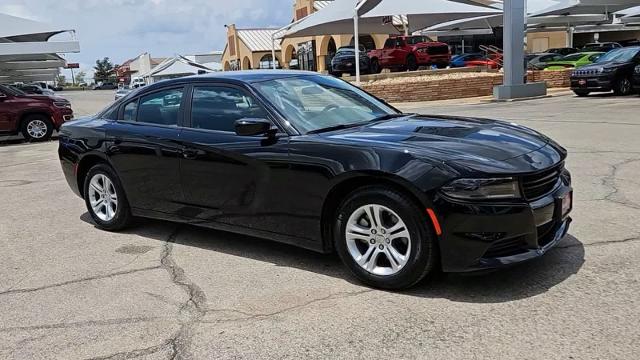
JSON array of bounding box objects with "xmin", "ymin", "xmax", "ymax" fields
[
  {"xmin": 635, "ymin": 65, "xmax": 640, "ymax": 74},
  {"xmin": 53, "ymin": 101, "xmax": 71, "ymax": 108},
  {"xmin": 598, "ymin": 67, "xmax": 615, "ymax": 74},
  {"xmin": 441, "ymin": 177, "xmax": 521, "ymax": 200}
]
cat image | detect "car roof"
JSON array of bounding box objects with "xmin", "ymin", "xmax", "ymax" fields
[{"xmin": 139, "ymin": 70, "xmax": 322, "ymax": 91}]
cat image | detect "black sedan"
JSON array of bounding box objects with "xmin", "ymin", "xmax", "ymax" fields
[
  {"xmin": 571, "ymin": 46, "xmax": 640, "ymax": 96},
  {"xmin": 330, "ymin": 46, "xmax": 371, "ymax": 77},
  {"xmin": 58, "ymin": 71, "xmax": 573, "ymax": 290}
]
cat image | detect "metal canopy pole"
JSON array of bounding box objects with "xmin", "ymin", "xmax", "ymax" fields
[
  {"xmin": 503, "ymin": 0, "xmax": 525, "ymax": 87},
  {"xmin": 272, "ymin": 35, "xmax": 277, "ymax": 70},
  {"xmin": 354, "ymin": 6, "xmax": 361, "ymax": 85}
]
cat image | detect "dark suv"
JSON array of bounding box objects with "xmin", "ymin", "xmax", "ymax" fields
[
  {"xmin": 0, "ymin": 84, "xmax": 73, "ymax": 141},
  {"xmin": 570, "ymin": 46, "xmax": 640, "ymax": 96}
]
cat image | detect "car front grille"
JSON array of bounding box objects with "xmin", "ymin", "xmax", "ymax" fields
[
  {"xmin": 521, "ymin": 163, "xmax": 563, "ymax": 200},
  {"xmin": 425, "ymin": 45, "xmax": 449, "ymax": 55},
  {"xmin": 573, "ymin": 69, "xmax": 599, "ymax": 76}
]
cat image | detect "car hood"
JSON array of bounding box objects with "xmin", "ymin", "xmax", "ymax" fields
[
  {"xmin": 20, "ymin": 94, "xmax": 64, "ymax": 102},
  {"xmin": 578, "ymin": 61, "xmax": 632, "ymax": 71},
  {"xmin": 320, "ymin": 115, "xmax": 556, "ymax": 164}
]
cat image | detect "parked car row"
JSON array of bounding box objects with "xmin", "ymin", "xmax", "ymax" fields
[{"xmin": 330, "ymin": 35, "xmax": 451, "ymax": 76}]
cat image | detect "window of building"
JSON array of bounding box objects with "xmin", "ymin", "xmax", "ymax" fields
[
  {"xmin": 190, "ymin": 86, "xmax": 268, "ymax": 132},
  {"xmin": 259, "ymin": 54, "xmax": 279, "ymax": 69}
]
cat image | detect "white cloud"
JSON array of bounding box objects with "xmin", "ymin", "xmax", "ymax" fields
[{"xmin": 0, "ymin": 0, "xmax": 291, "ymax": 72}]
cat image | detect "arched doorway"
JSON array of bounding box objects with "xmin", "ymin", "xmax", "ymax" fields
[
  {"xmin": 224, "ymin": 61, "xmax": 231, "ymax": 71},
  {"xmin": 349, "ymin": 35, "xmax": 376, "ymax": 51},
  {"xmin": 242, "ymin": 56, "xmax": 252, "ymax": 70},
  {"xmin": 259, "ymin": 54, "xmax": 279, "ymax": 69},
  {"xmin": 284, "ymin": 44, "xmax": 297, "ymax": 69},
  {"xmin": 319, "ymin": 35, "xmax": 338, "ymax": 71}
]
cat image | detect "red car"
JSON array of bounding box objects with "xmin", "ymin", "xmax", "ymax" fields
[
  {"xmin": 465, "ymin": 54, "xmax": 502, "ymax": 69},
  {"xmin": 0, "ymin": 84, "xmax": 73, "ymax": 141},
  {"xmin": 368, "ymin": 35, "xmax": 451, "ymax": 73}
]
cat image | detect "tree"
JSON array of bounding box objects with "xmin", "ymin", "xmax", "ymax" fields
[
  {"xmin": 55, "ymin": 74, "xmax": 66, "ymax": 86},
  {"xmin": 93, "ymin": 57, "xmax": 116, "ymax": 83},
  {"xmin": 75, "ymin": 71, "xmax": 86, "ymax": 85}
]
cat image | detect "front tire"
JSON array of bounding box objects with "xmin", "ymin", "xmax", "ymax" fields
[
  {"xmin": 84, "ymin": 164, "xmax": 132, "ymax": 231},
  {"xmin": 613, "ymin": 77, "xmax": 633, "ymax": 96},
  {"xmin": 21, "ymin": 115, "xmax": 53, "ymax": 142},
  {"xmin": 370, "ymin": 58, "xmax": 381, "ymax": 74},
  {"xmin": 574, "ymin": 90, "xmax": 590, "ymax": 97},
  {"xmin": 406, "ymin": 55, "xmax": 418, "ymax": 72},
  {"xmin": 335, "ymin": 186, "xmax": 437, "ymax": 290}
]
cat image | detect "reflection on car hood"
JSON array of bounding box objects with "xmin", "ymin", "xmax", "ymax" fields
[{"xmin": 320, "ymin": 115, "xmax": 556, "ymax": 165}]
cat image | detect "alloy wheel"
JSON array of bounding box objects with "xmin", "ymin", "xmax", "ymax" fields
[
  {"xmin": 345, "ymin": 204, "xmax": 412, "ymax": 276},
  {"xmin": 620, "ymin": 78, "xmax": 632, "ymax": 95},
  {"xmin": 26, "ymin": 120, "xmax": 48, "ymax": 139},
  {"xmin": 88, "ymin": 174, "xmax": 118, "ymax": 221}
]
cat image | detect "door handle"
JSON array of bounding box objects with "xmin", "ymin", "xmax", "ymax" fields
[{"xmin": 182, "ymin": 148, "xmax": 198, "ymax": 160}]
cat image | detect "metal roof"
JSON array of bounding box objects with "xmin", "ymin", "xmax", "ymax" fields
[{"xmin": 237, "ymin": 29, "xmax": 281, "ymax": 52}]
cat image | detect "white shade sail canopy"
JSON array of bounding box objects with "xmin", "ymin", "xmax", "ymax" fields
[
  {"xmin": 0, "ymin": 13, "xmax": 73, "ymax": 42},
  {"xmin": 530, "ymin": 0, "xmax": 640, "ymax": 17},
  {"xmin": 361, "ymin": 0, "xmax": 502, "ymax": 32},
  {"xmin": 283, "ymin": 0, "xmax": 502, "ymax": 37},
  {"xmin": 283, "ymin": 0, "xmax": 400, "ymax": 37},
  {"xmin": 620, "ymin": 6, "xmax": 640, "ymax": 23},
  {"xmin": 0, "ymin": 13, "xmax": 79, "ymax": 83}
]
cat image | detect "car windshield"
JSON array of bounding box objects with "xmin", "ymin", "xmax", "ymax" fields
[
  {"xmin": 0, "ymin": 84, "xmax": 26, "ymax": 95},
  {"xmin": 406, "ymin": 36, "xmax": 433, "ymax": 45},
  {"xmin": 595, "ymin": 48, "xmax": 639, "ymax": 63},
  {"xmin": 560, "ymin": 53, "xmax": 585, "ymax": 61},
  {"xmin": 252, "ymin": 75, "xmax": 399, "ymax": 134}
]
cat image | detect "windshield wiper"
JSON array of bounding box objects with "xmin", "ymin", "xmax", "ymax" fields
[
  {"xmin": 307, "ymin": 122, "xmax": 367, "ymax": 134},
  {"xmin": 369, "ymin": 113, "xmax": 414, "ymax": 123}
]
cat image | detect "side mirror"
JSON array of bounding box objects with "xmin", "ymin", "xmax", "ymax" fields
[{"xmin": 234, "ymin": 118, "xmax": 272, "ymax": 137}]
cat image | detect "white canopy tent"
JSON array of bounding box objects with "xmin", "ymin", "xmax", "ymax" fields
[
  {"xmin": 620, "ymin": 6, "xmax": 640, "ymax": 23},
  {"xmin": 529, "ymin": 0, "xmax": 640, "ymax": 17},
  {"xmin": 141, "ymin": 55, "xmax": 217, "ymax": 84},
  {"xmin": 0, "ymin": 13, "xmax": 80, "ymax": 83}
]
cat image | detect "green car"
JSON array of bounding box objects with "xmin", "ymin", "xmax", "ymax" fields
[{"xmin": 544, "ymin": 52, "xmax": 604, "ymax": 70}]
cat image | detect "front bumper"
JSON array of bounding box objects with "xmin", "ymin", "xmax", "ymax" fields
[
  {"xmin": 434, "ymin": 181, "xmax": 572, "ymax": 272},
  {"xmin": 570, "ymin": 75, "xmax": 613, "ymax": 91},
  {"xmin": 52, "ymin": 108, "xmax": 74, "ymax": 130}
]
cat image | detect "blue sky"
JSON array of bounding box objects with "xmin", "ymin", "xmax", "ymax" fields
[{"xmin": 0, "ymin": 0, "xmax": 293, "ymax": 80}]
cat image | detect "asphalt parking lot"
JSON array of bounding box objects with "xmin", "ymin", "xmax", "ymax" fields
[{"xmin": 1, "ymin": 90, "xmax": 639, "ymax": 359}]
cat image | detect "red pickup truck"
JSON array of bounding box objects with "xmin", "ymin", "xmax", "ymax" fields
[
  {"xmin": 368, "ymin": 35, "xmax": 451, "ymax": 73},
  {"xmin": 0, "ymin": 84, "xmax": 73, "ymax": 141}
]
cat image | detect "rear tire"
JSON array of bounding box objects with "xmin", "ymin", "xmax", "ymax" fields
[
  {"xmin": 573, "ymin": 90, "xmax": 590, "ymax": 97},
  {"xmin": 84, "ymin": 164, "xmax": 133, "ymax": 231},
  {"xmin": 613, "ymin": 77, "xmax": 633, "ymax": 96},
  {"xmin": 334, "ymin": 186, "xmax": 438, "ymax": 290},
  {"xmin": 21, "ymin": 115, "xmax": 53, "ymax": 142}
]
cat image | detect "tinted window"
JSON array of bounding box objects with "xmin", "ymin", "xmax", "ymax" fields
[
  {"xmin": 190, "ymin": 86, "xmax": 267, "ymax": 132},
  {"xmin": 253, "ymin": 75, "xmax": 397, "ymax": 134},
  {"xmin": 383, "ymin": 39, "xmax": 394, "ymax": 49},
  {"xmin": 136, "ymin": 88, "xmax": 183, "ymax": 126},
  {"xmin": 123, "ymin": 100, "xmax": 138, "ymax": 122}
]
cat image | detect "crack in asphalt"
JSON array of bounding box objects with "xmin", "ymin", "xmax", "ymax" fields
[
  {"xmin": 558, "ymin": 236, "xmax": 640, "ymax": 249},
  {"xmin": 159, "ymin": 226, "xmax": 207, "ymax": 360},
  {"xmin": 202, "ymin": 289, "xmax": 374, "ymax": 324},
  {"xmin": 596, "ymin": 158, "xmax": 640, "ymax": 211},
  {"xmin": 0, "ymin": 266, "xmax": 162, "ymax": 296}
]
